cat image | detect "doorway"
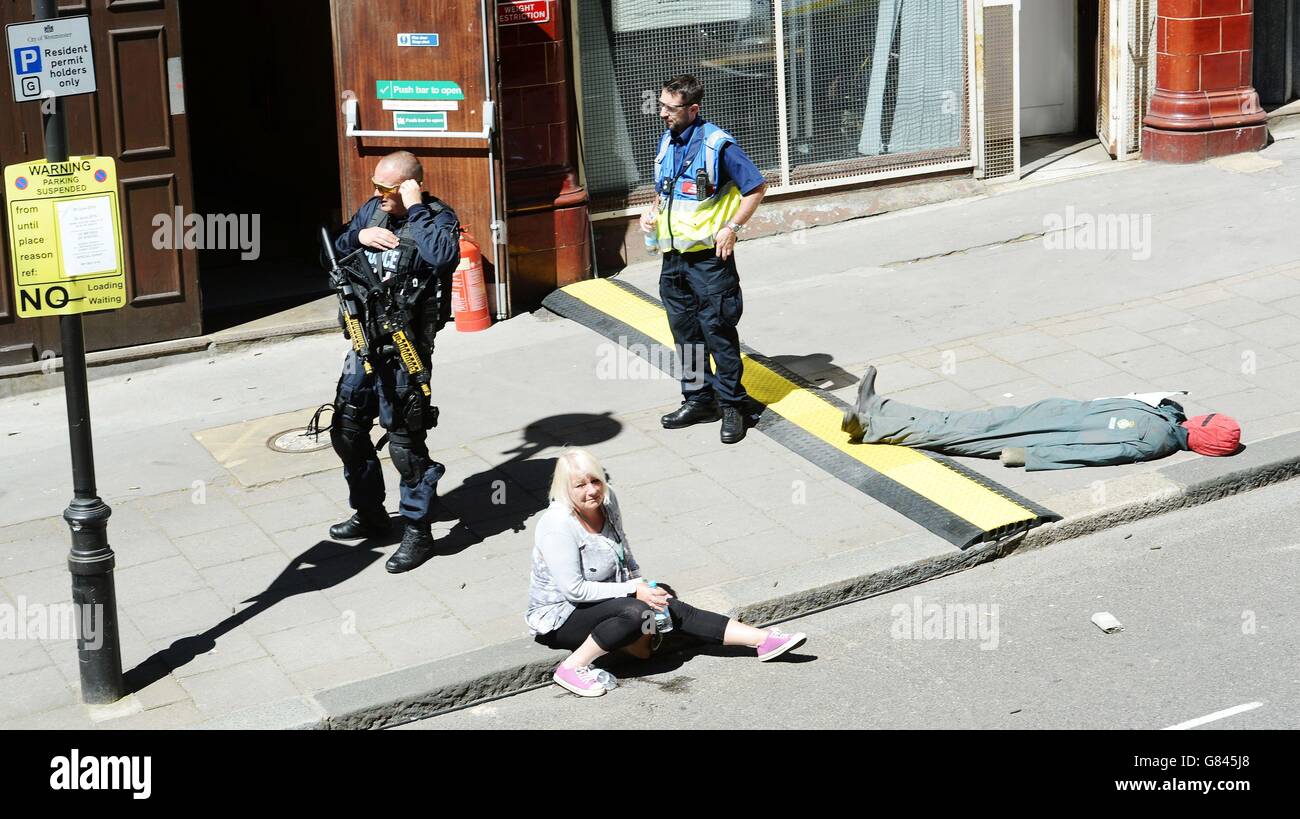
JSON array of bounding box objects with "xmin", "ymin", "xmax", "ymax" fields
[
  {"xmin": 179, "ymin": 0, "xmax": 342, "ymax": 332},
  {"xmin": 1254, "ymin": 0, "xmax": 1299, "ymax": 108},
  {"xmin": 1021, "ymin": 0, "xmax": 1078, "ymax": 138},
  {"xmin": 1018, "ymin": 0, "xmax": 1108, "ymax": 178}
]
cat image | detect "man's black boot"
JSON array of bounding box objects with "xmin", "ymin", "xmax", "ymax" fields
[
  {"xmin": 720, "ymin": 405, "xmax": 746, "ymax": 444},
  {"xmin": 661, "ymin": 400, "xmax": 721, "ymax": 429},
  {"xmin": 386, "ymin": 523, "xmax": 437, "ymax": 574},
  {"xmin": 328, "ymin": 509, "xmax": 392, "ymax": 541}
]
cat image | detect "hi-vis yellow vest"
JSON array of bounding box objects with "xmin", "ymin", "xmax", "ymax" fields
[{"xmin": 654, "ymin": 121, "xmax": 744, "ymax": 254}]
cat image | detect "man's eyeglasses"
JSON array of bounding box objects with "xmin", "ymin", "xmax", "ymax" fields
[
  {"xmin": 373, "ymin": 179, "xmax": 401, "ymax": 195},
  {"xmin": 658, "ymin": 100, "xmax": 689, "ymax": 113}
]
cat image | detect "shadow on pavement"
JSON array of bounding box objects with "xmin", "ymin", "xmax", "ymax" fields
[
  {"xmin": 123, "ymin": 533, "xmax": 398, "ymax": 695},
  {"xmin": 431, "ymin": 411, "xmax": 624, "ymax": 554},
  {"xmin": 769, "ymin": 352, "xmax": 859, "ymax": 391},
  {"xmin": 123, "ymin": 412, "xmax": 624, "ymax": 692}
]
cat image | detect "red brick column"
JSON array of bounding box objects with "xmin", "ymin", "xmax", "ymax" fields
[
  {"xmin": 498, "ymin": 0, "xmax": 591, "ymax": 310},
  {"xmin": 1143, "ymin": 0, "xmax": 1268, "ymax": 162}
]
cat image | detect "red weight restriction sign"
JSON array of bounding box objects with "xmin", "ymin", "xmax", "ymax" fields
[{"xmin": 497, "ymin": 0, "xmax": 551, "ymax": 27}]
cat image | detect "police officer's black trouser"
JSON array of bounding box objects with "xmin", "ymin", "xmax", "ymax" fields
[
  {"xmin": 658, "ymin": 248, "xmax": 748, "ymax": 406},
  {"xmin": 330, "ymin": 350, "xmax": 445, "ymax": 526}
]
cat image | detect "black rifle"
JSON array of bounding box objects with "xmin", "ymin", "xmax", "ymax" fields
[
  {"xmin": 324, "ymin": 227, "xmax": 434, "ymax": 399},
  {"xmin": 321, "ymin": 226, "xmax": 375, "ymax": 374},
  {"xmin": 373, "ymin": 293, "xmax": 433, "ymax": 399}
]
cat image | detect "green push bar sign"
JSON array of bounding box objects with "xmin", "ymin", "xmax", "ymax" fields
[
  {"xmin": 393, "ymin": 111, "xmax": 448, "ymax": 131},
  {"xmin": 376, "ymin": 80, "xmax": 464, "ymax": 101}
]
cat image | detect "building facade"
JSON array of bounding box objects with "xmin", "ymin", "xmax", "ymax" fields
[{"xmin": 0, "ymin": 0, "xmax": 1285, "ymax": 363}]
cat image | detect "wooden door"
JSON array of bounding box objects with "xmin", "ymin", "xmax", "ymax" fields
[
  {"xmin": 0, "ymin": 0, "xmax": 200, "ymax": 364},
  {"xmin": 330, "ymin": 0, "xmax": 507, "ymax": 316}
]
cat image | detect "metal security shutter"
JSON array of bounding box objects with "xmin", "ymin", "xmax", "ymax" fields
[
  {"xmin": 575, "ymin": 0, "xmax": 974, "ymax": 215},
  {"xmin": 975, "ymin": 0, "xmax": 1019, "ymax": 180},
  {"xmin": 1125, "ymin": 0, "xmax": 1157, "ymax": 158},
  {"xmin": 1098, "ymin": 0, "xmax": 1156, "ymax": 160},
  {"xmin": 1097, "ymin": 0, "xmax": 1115, "ymax": 155}
]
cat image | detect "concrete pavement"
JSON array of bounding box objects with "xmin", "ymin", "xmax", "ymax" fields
[
  {"xmin": 411, "ymin": 467, "xmax": 1300, "ymax": 730},
  {"xmin": 2, "ymin": 129, "xmax": 1300, "ymax": 729}
]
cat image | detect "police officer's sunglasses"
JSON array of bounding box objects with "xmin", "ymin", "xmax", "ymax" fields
[{"xmin": 372, "ymin": 179, "xmax": 401, "ymax": 195}]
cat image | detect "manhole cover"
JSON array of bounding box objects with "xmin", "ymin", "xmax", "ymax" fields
[{"xmin": 267, "ymin": 427, "xmax": 332, "ymax": 454}]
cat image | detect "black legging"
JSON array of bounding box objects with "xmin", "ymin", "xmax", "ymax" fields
[{"xmin": 537, "ymin": 588, "xmax": 729, "ymax": 653}]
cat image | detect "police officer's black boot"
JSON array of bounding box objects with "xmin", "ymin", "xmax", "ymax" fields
[
  {"xmin": 328, "ymin": 508, "xmax": 392, "ymax": 541},
  {"xmin": 661, "ymin": 399, "xmax": 721, "ymax": 429},
  {"xmin": 385, "ymin": 522, "xmax": 437, "ymax": 574},
  {"xmin": 720, "ymin": 405, "xmax": 746, "ymax": 444}
]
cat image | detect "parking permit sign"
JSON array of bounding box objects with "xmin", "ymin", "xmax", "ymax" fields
[
  {"xmin": 4, "ymin": 156, "xmax": 126, "ymax": 318},
  {"xmin": 6, "ymin": 15, "xmax": 96, "ymax": 103}
]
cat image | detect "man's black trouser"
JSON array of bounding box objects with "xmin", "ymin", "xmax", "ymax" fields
[
  {"xmin": 536, "ymin": 592, "xmax": 729, "ymax": 653},
  {"xmin": 330, "ymin": 350, "xmax": 445, "ymax": 526},
  {"xmin": 658, "ymin": 249, "xmax": 748, "ymax": 407}
]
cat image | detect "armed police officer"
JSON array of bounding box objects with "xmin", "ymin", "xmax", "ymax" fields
[
  {"xmin": 325, "ymin": 150, "xmax": 460, "ymax": 573},
  {"xmin": 640, "ymin": 75, "xmax": 767, "ymax": 444}
]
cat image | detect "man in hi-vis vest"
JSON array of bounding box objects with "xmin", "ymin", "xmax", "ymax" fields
[{"xmin": 640, "ymin": 75, "xmax": 767, "ymax": 444}]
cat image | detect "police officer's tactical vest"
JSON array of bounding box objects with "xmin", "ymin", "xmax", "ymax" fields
[
  {"xmin": 364, "ymin": 198, "xmax": 444, "ymax": 283},
  {"xmin": 364, "ymin": 198, "xmax": 452, "ymax": 329},
  {"xmin": 653, "ymin": 121, "xmax": 744, "ymax": 254}
]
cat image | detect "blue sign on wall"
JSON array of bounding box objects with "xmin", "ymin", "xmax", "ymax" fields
[{"xmin": 396, "ymin": 33, "xmax": 439, "ymax": 47}]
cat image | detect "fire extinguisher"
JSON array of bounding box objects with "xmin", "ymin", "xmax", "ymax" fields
[{"xmin": 452, "ymin": 227, "xmax": 491, "ymax": 332}]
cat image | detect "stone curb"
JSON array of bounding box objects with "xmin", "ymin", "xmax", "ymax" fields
[{"xmin": 210, "ymin": 432, "xmax": 1299, "ymax": 731}]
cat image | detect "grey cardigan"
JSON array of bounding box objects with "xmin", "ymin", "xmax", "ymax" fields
[{"xmin": 525, "ymin": 489, "xmax": 642, "ymax": 636}]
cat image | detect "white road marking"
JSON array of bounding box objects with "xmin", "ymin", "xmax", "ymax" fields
[{"xmin": 1163, "ymin": 702, "xmax": 1263, "ymax": 730}]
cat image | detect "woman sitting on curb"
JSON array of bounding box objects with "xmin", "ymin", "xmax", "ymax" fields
[{"xmin": 525, "ymin": 448, "xmax": 807, "ymax": 697}]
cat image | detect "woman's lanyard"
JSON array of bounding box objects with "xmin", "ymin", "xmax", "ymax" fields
[{"xmin": 578, "ymin": 508, "xmax": 625, "ymax": 568}]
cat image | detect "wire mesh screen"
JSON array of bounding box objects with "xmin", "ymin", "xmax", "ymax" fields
[
  {"xmin": 979, "ymin": 4, "xmax": 1016, "ymax": 179},
  {"xmin": 1097, "ymin": 0, "xmax": 1112, "ymax": 150},
  {"xmin": 1126, "ymin": 0, "xmax": 1156, "ymax": 156},
  {"xmin": 577, "ymin": 0, "xmax": 971, "ymax": 211},
  {"xmin": 783, "ymin": 0, "xmax": 969, "ymax": 183}
]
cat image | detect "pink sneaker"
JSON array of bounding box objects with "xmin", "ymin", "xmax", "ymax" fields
[
  {"xmin": 553, "ymin": 663, "xmax": 606, "ymax": 697},
  {"xmin": 756, "ymin": 629, "xmax": 807, "ymax": 661}
]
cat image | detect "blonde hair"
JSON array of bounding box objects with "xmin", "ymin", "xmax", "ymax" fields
[{"xmin": 549, "ymin": 448, "xmax": 607, "ymax": 512}]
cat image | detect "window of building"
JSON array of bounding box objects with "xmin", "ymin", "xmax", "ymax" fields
[{"xmin": 576, "ymin": 0, "xmax": 972, "ymax": 213}]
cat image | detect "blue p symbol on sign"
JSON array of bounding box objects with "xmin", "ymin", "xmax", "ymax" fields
[{"xmin": 14, "ymin": 46, "xmax": 42, "ymax": 76}]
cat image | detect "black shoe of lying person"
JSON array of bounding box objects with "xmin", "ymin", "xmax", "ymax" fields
[
  {"xmin": 386, "ymin": 523, "xmax": 438, "ymax": 573},
  {"xmin": 661, "ymin": 400, "xmax": 721, "ymax": 429}
]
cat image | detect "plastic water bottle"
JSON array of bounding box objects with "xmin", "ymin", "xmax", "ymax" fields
[
  {"xmin": 643, "ymin": 204, "xmax": 659, "ymax": 256},
  {"xmin": 648, "ymin": 580, "xmax": 672, "ymax": 634},
  {"xmin": 594, "ymin": 669, "xmax": 617, "ymax": 690}
]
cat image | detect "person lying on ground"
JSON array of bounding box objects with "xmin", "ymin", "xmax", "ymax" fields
[
  {"xmin": 839, "ymin": 366, "xmax": 1241, "ymax": 471},
  {"xmin": 525, "ymin": 447, "xmax": 808, "ymax": 697}
]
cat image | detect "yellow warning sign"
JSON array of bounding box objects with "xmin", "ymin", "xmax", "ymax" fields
[{"xmin": 3, "ymin": 156, "xmax": 126, "ymax": 317}]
